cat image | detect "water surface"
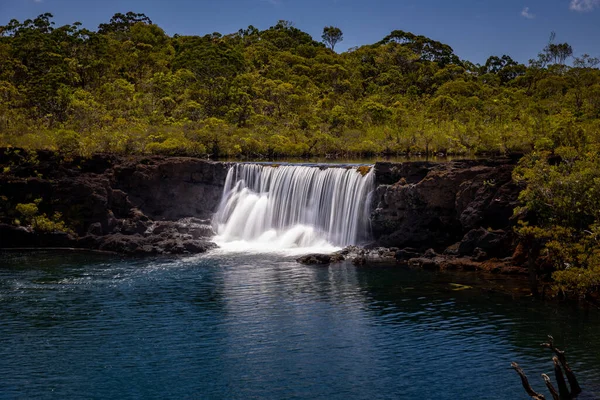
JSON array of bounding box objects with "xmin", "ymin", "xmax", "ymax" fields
[{"xmin": 1, "ymin": 251, "xmax": 599, "ymax": 400}]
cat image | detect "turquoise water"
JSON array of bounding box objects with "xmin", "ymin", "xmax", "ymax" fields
[{"xmin": 1, "ymin": 251, "xmax": 599, "ymax": 400}]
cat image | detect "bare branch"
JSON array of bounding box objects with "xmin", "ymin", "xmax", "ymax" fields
[
  {"xmin": 541, "ymin": 336, "xmax": 582, "ymax": 396},
  {"xmin": 511, "ymin": 362, "xmax": 546, "ymax": 400},
  {"xmin": 542, "ymin": 374, "xmax": 560, "ymax": 400},
  {"xmin": 552, "ymin": 356, "xmax": 570, "ymax": 399}
]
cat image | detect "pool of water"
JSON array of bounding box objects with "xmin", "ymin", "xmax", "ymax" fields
[{"xmin": 1, "ymin": 250, "xmax": 599, "ymax": 400}]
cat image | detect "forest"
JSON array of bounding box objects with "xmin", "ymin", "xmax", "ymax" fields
[
  {"xmin": 1, "ymin": 12, "xmax": 599, "ymax": 299},
  {"xmin": 0, "ymin": 12, "xmax": 598, "ymax": 159}
]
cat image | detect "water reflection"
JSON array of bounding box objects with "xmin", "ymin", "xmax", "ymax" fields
[{"xmin": 0, "ymin": 251, "xmax": 599, "ymax": 400}]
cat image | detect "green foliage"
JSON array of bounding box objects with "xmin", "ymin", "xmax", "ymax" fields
[
  {"xmin": 514, "ymin": 147, "xmax": 600, "ymax": 298},
  {"xmin": 15, "ymin": 199, "xmax": 73, "ymax": 234},
  {"xmin": 15, "ymin": 200, "xmax": 40, "ymax": 221},
  {"xmin": 145, "ymin": 136, "xmax": 206, "ymax": 156},
  {"xmin": 0, "ymin": 13, "xmax": 598, "ymax": 161},
  {"xmin": 321, "ymin": 26, "xmax": 343, "ymax": 51}
]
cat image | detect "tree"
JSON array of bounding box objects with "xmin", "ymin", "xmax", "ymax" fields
[
  {"xmin": 321, "ymin": 26, "xmax": 343, "ymax": 51},
  {"xmin": 379, "ymin": 30, "xmax": 460, "ymax": 66},
  {"xmin": 97, "ymin": 12, "xmax": 152, "ymax": 35},
  {"xmin": 542, "ymin": 32, "xmax": 573, "ymax": 65}
]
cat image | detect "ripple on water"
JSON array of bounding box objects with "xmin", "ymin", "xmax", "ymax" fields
[{"xmin": 1, "ymin": 251, "xmax": 600, "ymax": 400}]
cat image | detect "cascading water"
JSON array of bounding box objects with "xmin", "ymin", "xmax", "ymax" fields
[{"xmin": 212, "ymin": 163, "xmax": 375, "ymax": 253}]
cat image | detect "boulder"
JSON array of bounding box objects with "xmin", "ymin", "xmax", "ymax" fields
[
  {"xmin": 296, "ymin": 254, "xmax": 334, "ymax": 265},
  {"xmin": 457, "ymin": 228, "xmax": 512, "ymax": 258}
]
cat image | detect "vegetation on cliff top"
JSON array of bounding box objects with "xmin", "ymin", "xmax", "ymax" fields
[{"xmin": 0, "ymin": 13, "xmax": 599, "ymax": 159}]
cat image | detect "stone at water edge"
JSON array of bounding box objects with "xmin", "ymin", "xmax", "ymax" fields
[{"xmin": 296, "ymin": 254, "xmax": 338, "ymax": 265}]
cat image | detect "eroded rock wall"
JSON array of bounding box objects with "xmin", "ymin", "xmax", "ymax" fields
[
  {"xmin": 370, "ymin": 159, "xmax": 521, "ymax": 256},
  {"xmin": 0, "ymin": 150, "xmax": 229, "ymax": 254}
]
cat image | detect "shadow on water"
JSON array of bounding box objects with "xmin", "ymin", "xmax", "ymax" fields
[{"xmin": 1, "ymin": 251, "xmax": 599, "ymax": 400}]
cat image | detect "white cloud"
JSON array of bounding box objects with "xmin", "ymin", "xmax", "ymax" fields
[
  {"xmin": 521, "ymin": 7, "xmax": 535, "ymax": 19},
  {"xmin": 570, "ymin": 0, "xmax": 600, "ymax": 11}
]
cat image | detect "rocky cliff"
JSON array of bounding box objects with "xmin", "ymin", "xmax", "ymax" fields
[
  {"xmin": 1, "ymin": 150, "xmax": 522, "ymax": 261},
  {"xmin": 0, "ymin": 150, "xmax": 229, "ymax": 254},
  {"xmin": 371, "ymin": 159, "xmax": 521, "ymax": 255}
]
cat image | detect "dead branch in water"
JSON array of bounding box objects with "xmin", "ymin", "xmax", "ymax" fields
[
  {"xmin": 542, "ymin": 336, "xmax": 582, "ymax": 396},
  {"xmin": 511, "ymin": 362, "xmax": 547, "ymax": 400},
  {"xmin": 512, "ymin": 336, "xmax": 581, "ymax": 400}
]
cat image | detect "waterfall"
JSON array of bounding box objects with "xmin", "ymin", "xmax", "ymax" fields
[{"xmin": 212, "ymin": 163, "xmax": 375, "ymax": 252}]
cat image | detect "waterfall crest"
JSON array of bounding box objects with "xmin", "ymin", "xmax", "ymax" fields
[{"xmin": 212, "ymin": 164, "xmax": 374, "ymax": 252}]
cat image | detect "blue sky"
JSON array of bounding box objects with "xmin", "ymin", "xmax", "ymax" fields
[{"xmin": 1, "ymin": 0, "xmax": 599, "ymax": 64}]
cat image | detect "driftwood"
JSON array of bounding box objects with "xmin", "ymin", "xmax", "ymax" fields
[
  {"xmin": 512, "ymin": 336, "xmax": 582, "ymax": 400},
  {"xmin": 512, "ymin": 362, "xmax": 547, "ymax": 400}
]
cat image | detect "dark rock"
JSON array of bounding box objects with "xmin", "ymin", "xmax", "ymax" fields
[
  {"xmin": 371, "ymin": 159, "xmax": 519, "ymax": 254},
  {"xmin": 111, "ymin": 157, "xmax": 229, "ymax": 221},
  {"xmin": 457, "ymin": 228, "xmax": 511, "ymax": 258},
  {"xmin": 374, "ymin": 161, "xmax": 436, "ymax": 185},
  {"xmin": 443, "ymin": 242, "xmax": 460, "ymax": 256},
  {"xmin": 296, "ymin": 254, "xmax": 333, "ymax": 265},
  {"xmin": 120, "ymin": 219, "xmax": 150, "ymax": 235},
  {"xmin": 96, "ymin": 233, "xmax": 216, "ymax": 255},
  {"xmin": 148, "ymin": 221, "xmax": 174, "ymax": 235},
  {"xmin": 472, "ymin": 247, "xmax": 488, "ymax": 261},
  {"xmin": 99, "ymin": 234, "xmax": 146, "ymax": 253},
  {"xmin": 408, "ymin": 257, "xmax": 440, "ymax": 270},
  {"xmin": 395, "ymin": 248, "xmax": 421, "ymax": 261},
  {"xmin": 109, "ymin": 189, "xmax": 132, "ymax": 218},
  {"xmin": 77, "ymin": 235, "xmax": 101, "ymax": 248},
  {"xmin": 455, "ymin": 165, "xmax": 520, "ymax": 230},
  {"xmin": 87, "ymin": 222, "xmax": 103, "ymax": 236},
  {"xmin": 330, "ymin": 253, "xmax": 345, "ymax": 262},
  {"xmin": 423, "ymin": 248, "xmax": 437, "ymax": 258},
  {"xmin": 0, "ymin": 151, "xmax": 227, "ymax": 255},
  {"xmin": 146, "ymin": 218, "xmax": 215, "ymax": 239},
  {"xmin": 183, "ymin": 240, "xmax": 216, "ymax": 253},
  {"xmin": 352, "ymin": 256, "xmax": 366, "ymax": 265}
]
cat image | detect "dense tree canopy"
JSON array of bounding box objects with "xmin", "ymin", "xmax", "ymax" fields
[{"xmin": 0, "ymin": 12, "xmax": 598, "ymax": 161}]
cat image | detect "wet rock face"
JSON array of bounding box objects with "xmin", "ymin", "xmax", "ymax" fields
[{"xmin": 370, "ymin": 159, "xmax": 521, "ymax": 255}]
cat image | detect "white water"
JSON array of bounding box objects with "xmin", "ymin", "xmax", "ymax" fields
[{"xmin": 212, "ymin": 164, "xmax": 375, "ymax": 254}]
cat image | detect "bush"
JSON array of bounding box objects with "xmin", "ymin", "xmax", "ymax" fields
[
  {"xmin": 54, "ymin": 129, "xmax": 81, "ymax": 155},
  {"xmin": 145, "ymin": 137, "xmax": 207, "ymax": 156},
  {"xmin": 514, "ymin": 147, "xmax": 600, "ymax": 298},
  {"xmin": 15, "ymin": 199, "xmax": 73, "ymax": 234}
]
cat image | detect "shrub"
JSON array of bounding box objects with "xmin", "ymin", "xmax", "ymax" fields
[
  {"xmin": 514, "ymin": 147, "xmax": 600, "ymax": 298},
  {"xmin": 15, "ymin": 199, "xmax": 73, "ymax": 234}
]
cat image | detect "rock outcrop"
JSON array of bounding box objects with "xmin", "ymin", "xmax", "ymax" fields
[
  {"xmin": 371, "ymin": 159, "xmax": 521, "ymax": 260},
  {"xmin": 0, "ymin": 150, "xmax": 228, "ymax": 254}
]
